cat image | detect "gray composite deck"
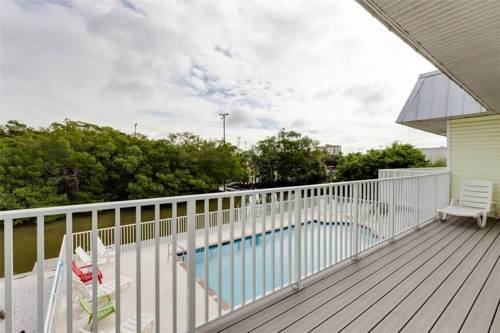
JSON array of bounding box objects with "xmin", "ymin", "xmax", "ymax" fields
[{"xmin": 199, "ymin": 217, "xmax": 500, "ymax": 333}]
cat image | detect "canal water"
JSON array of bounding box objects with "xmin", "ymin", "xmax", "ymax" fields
[{"xmin": 0, "ymin": 199, "xmax": 236, "ymax": 277}]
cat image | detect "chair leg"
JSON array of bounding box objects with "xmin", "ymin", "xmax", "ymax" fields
[
  {"xmin": 438, "ymin": 212, "xmax": 446, "ymax": 222},
  {"xmin": 477, "ymin": 215, "xmax": 487, "ymax": 228}
]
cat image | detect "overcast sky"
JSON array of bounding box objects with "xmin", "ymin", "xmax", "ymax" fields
[{"xmin": 0, "ymin": 0, "xmax": 446, "ymax": 152}]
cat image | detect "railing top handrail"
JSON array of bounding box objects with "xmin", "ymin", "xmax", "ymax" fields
[
  {"xmin": 0, "ymin": 171, "xmax": 450, "ymax": 219},
  {"xmin": 380, "ymin": 167, "xmax": 448, "ymax": 172}
]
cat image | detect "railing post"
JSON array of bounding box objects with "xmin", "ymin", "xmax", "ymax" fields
[
  {"xmin": 416, "ymin": 178, "xmax": 421, "ymax": 229},
  {"xmin": 352, "ymin": 184, "xmax": 359, "ymax": 260},
  {"xmin": 294, "ymin": 190, "xmax": 303, "ymax": 290},
  {"xmin": 187, "ymin": 199, "xmax": 196, "ymax": 332},
  {"xmin": 434, "ymin": 175, "xmax": 438, "ymax": 218},
  {"xmin": 390, "ymin": 180, "xmax": 395, "ymax": 242}
]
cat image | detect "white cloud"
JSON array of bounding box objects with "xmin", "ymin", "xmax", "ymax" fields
[{"xmin": 0, "ymin": 0, "xmax": 445, "ymax": 151}]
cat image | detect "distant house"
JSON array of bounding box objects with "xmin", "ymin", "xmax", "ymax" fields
[
  {"xmin": 418, "ymin": 147, "xmax": 447, "ymax": 164},
  {"xmin": 397, "ymin": 70, "xmax": 500, "ymax": 213},
  {"xmin": 322, "ymin": 144, "xmax": 341, "ymax": 155}
]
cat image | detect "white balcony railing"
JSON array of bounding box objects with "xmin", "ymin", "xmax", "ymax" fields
[
  {"xmin": 378, "ymin": 167, "xmax": 448, "ymax": 179},
  {"xmin": 0, "ymin": 170, "xmax": 450, "ymax": 333}
]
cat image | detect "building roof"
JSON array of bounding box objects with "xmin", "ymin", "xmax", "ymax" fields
[
  {"xmin": 396, "ymin": 71, "xmax": 489, "ymax": 136},
  {"xmin": 356, "ymin": 0, "xmax": 500, "ymax": 115}
]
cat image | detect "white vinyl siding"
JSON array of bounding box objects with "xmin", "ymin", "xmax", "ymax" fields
[{"xmin": 449, "ymin": 115, "xmax": 500, "ymax": 215}]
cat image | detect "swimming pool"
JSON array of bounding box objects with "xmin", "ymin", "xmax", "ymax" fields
[{"xmin": 180, "ymin": 221, "xmax": 377, "ymax": 307}]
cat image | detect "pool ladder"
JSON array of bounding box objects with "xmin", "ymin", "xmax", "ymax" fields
[{"xmin": 167, "ymin": 240, "xmax": 187, "ymax": 262}]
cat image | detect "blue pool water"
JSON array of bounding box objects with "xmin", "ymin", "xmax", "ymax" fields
[{"xmin": 180, "ymin": 221, "xmax": 376, "ymax": 307}]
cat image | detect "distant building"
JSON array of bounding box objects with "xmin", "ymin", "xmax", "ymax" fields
[
  {"xmin": 322, "ymin": 144, "xmax": 341, "ymax": 155},
  {"xmin": 419, "ymin": 146, "xmax": 447, "ymax": 163}
]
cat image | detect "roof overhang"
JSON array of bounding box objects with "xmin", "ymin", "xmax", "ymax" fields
[
  {"xmin": 396, "ymin": 71, "xmax": 489, "ymax": 136},
  {"xmin": 356, "ymin": 0, "xmax": 500, "ymax": 114}
]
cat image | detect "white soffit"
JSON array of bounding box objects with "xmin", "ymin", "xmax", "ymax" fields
[{"xmin": 356, "ymin": 0, "xmax": 500, "ymax": 114}]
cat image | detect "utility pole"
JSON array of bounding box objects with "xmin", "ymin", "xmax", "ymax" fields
[
  {"xmin": 218, "ymin": 112, "xmax": 229, "ymax": 192},
  {"xmin": 134, "ymin": 123, "xmax": 138, "ymax": 136},
  {"xmin": 219, "ymin": 112, "xmax": 229, "ymax": 143}
]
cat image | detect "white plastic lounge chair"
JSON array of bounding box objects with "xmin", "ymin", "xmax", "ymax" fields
[
  {"xmin": 438, "ymin": 180, "xmax": 497, "ymax": 228},
  {"xmin": 75, "ymin": 246, "xmax": 108, "ymax": 266},
  {"xmin": 119, "ymin": 313, "xmax": 155, "ymax": 333},
  {"xmin": 97, "ymin": 237, "xmax": 115, "ymax": 261},
  {"xmin": 73, "ymin": 274, "xmax": 131, "ymax": 300},
  {"xmin": 78, "ymin": 312, "xmax": 155, "ymax": 333}
]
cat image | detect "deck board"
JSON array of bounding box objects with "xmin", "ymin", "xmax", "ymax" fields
[
  {"xmin": 430, "ymin": 221, "xmax": 500, "ymax": 333},
  {"xmin": 460, "ymin": 243, "xmax": 500, "ymax": 332},
  {"xmin": 372, "ymin": 221, "xmax": 499, "ymax": 332},
  {"xmin": 338, "ymin": 221, "xmax": 491, "ymax": 333},
  {"xmin": 198, "ymin": 218, "xmax": 500, "ymax": 333}
]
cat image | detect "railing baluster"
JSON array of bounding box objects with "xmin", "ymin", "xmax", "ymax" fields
[
  {"xmin": 4, "ymin": 217, "xmax": 13, "ymax": 333},
  {"xmin": 342, "ymin": 185, "xmax": 347, "ymax": 260},
  {"xmin": 91, "ymin": 210, "xmax": 98, "ymax": 333},
  {"xmin": 136, "ymin": 205, "xmax": 142, "ymax": 333},
  {"xmin": 304, "ymin": 191, "xmax": 308, "ymax": 276},
  {"xmin": 294, "ymin": 189, "xmax": 302, "ymax": 288},
  {"xmin": 261, "ymin": 194, "xmax": 266, "ymax": 296},
  {"xmin": 390, "ymin": 179, "xmax": 395, "ymax": 241},
  {"xmin": 241, "ymin": 195, "xmax": 246, "ymax": 306},
  {"xmin": 271, "ymin": 192, "xmax": 275, "ymax": 292},
  {"xmin": 66, "ymin": 212, "xmax": 73, "ymax": 333},
  {"xmin": 352, "ymin": 184, "xmax": 358, "ymax": 259},
  {"xmin": 172, "ymin": 202, "xmax": 178, "ymax": 333},
  {"xmin": 322, "ymin": 188, "xmax": 326, "ymax": 269},
  {"xmin": 252, "ymin": 193, "xmax": 257, "ymax": 301},
  {"xmin": 217, "ymin": 197, "xmax": 222, "ymax": 317},
  {"xmin": 329, "ymin": 186, "xmax": 333, "ymax": 267},
  {"xmin": 229, "ymin": 196, "xmax": 235, "ymax": 310},
  {"xmin": 204, "ymin": 199, "xmax": 209, "ymax": 322},
  {"xmin": 279, "ymin": 191, "xmax": 284, "ymax": 288},
  {"xmin": 287, "ymin": 190, "xmax": 292, "ymax": 285},
  {"xmin": 115, "ymin": 208, "xmax": 121, "ymax": 333},
  {"xmin": 187, "ymin": 199, "xmax": 196, "ymax": 332},
  {"xmin": 334, "ymin": 186, "xmax": 338, "ymax": 263},
  {"xmin": 154, "ymin": 204, "xmax": 160, "ymax": 333},
  {"xmin": 316, "ymin": 189, "xmax": 320, "ymax": 271},
  {"xmin": 312, "ymin": 191, "xmax": 316, "ymax": 272},
  {"xmin": 37, "ymin": 215, "xmax": 44, "ymax": 332}
]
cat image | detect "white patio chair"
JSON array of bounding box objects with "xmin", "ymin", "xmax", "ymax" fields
[
  {"xmin": 73, "ymin": 274, "xmax": 131, "ymax": 300},
  {"xmin": 75, "ymin": 246, "xmax": 108, "ymax": 266},
  {"xmin": 438, "ymin": 180, "xmax": 497, "ymax": 228},
  {"xmin": 78, "ymin": 312, "xmax": 155, "ymax": 333},
  {"xmin": 97, "ymin": 237, "xmax": 115, "ymax": 261}
]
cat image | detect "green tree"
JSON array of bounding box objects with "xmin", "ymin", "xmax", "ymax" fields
[
  {"xmin": 0, "ymin": 120, "xmax": 248, "ymax": 218},
  {"xmin": 334, "ymin": 142, "xmax": 430, "ymax": 181},
  {"xmin": 249, "ymin": 129, "xmax": 327, "ymax": 186}
]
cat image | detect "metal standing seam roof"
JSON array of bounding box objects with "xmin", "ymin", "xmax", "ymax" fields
[{"xmin": 396, "ymin": 71, "xmax": 489, "ymax": 136}]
